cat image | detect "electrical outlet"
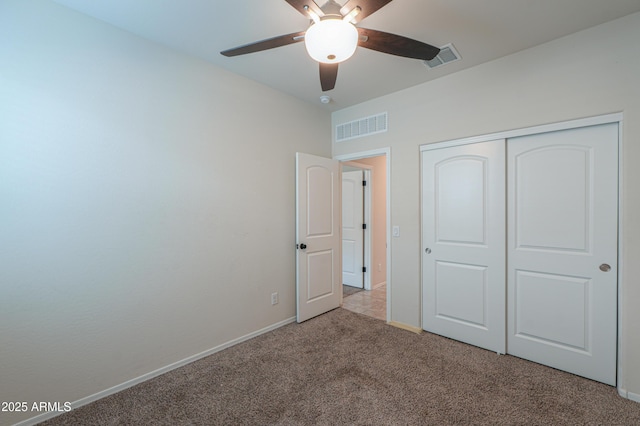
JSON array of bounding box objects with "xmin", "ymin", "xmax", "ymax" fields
[
  {"xmin": 378, "ymin": 263, "xmax": 382, "ymax": 272},
  {"xmin": 271, "ymin": 292, "xmax": 279, "ymax": 305}
]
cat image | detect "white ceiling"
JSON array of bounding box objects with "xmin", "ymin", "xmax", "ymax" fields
[{"xmin": 53, "ymin": 0, "xmax": 640, "ymax": 111}]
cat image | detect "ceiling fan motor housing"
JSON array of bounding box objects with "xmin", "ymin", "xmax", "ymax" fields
[{"xmin": 304, "ymin": 18, "xmax": 359, "ymax": 63}]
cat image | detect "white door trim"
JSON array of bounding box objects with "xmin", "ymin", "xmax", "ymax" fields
[
  {"xmin": 335, "ymin": 148, "xmax": 391, "ymax": 322},
  {"xmin": 420, "ymin": 113, "xmax": 626, "ymax": 397},
  {"xmin": 419, "ymin": 113, "xmax": 623, "ymax": 152},
  {"xmin": 616, "ymin": 118, "xmax": 627, "ymax": 398},
  {"xmin": 363, "ymin": 168, "xmax": 372, "ymax": 291}
]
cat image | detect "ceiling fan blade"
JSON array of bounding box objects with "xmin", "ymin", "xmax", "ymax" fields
[
  {"xmin": 358, "ymin": 28, "xmax": 440, "ymax": 60},
  {"xmin": 340, "ymin": 0, "xmax": 393, "ymax": 24},
  {"xmin": 284, "ymin": 0, "xmax": 324, "ymax": 19},
  {"xmin": 220, "ymin": 31, "xmax": 306, "ymax": 57},
  {"xmin": 319, "ymin": 63, "xmax": 339, "ymax": 91}
]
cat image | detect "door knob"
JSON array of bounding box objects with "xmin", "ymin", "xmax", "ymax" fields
[
  {"xmin": 425, "ymin": 248, "xmax": 432, "ymax": 254},
  {"xmin": 599, "ymin": 263, "xmax": 611, "ymax": 272},
  {"xmin": 299, "ymin": 243, "xmax": 307, "ymax": 250}
]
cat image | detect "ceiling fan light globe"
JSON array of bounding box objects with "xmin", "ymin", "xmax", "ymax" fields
[{"xmin": 304, "ymin": 19, "xmax": 358, "ymax": 64}]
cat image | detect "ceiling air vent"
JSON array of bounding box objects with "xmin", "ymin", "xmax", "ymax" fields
[
  {"xmin": 336, "ymin": 112, "xmax": 388, "ymax": 142},
  {"xmin": 424, "ymin": 43, "xmax": 461, "ymax": 69}
]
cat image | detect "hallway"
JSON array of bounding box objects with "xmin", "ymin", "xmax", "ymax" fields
[{"xmin": 341, "ymin": 284, "xmax": 386, "ymax": 321}]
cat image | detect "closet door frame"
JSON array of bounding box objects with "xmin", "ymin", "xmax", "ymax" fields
[{"xmin": 419, "ymin": 113, "xmax": 624, "ymax": 393}]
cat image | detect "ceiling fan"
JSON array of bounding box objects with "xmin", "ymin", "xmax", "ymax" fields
[{"xmin": 220, "ymin": 0, "xmax": 440, "ymax": 92}]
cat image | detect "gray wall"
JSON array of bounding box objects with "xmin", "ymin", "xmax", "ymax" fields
[
  {"xmin": 333, "ymin": 12, "xmax": 640, "ymax": 400},
  {"xmin": 0, "ymin": 1, "xmax": 330, "ymax": 424}
]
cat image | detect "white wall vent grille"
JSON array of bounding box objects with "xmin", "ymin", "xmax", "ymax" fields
[
  {"xmin": 336, "ymin": 112, "xmax": 388, "ymax": 142},
  {"xmin": 424, "ymin": 43, "xmax": 461, "ymax": 69}
]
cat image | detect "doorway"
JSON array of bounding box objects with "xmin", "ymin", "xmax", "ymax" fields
[
  {"xmin": 338, "ymin": 152, "xmax": 389, "ymax": 321},
  {"xmin": 295, "ymin": 149, "xmax": 390, "ymax": 323}
]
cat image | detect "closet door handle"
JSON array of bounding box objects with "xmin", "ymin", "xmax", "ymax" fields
[
  {"xmin": 425, "ymin": 248, "xmax": 432, "ymax": 254},
  {"xmin": 599, "ymin": 263, "xmax": 611, "ymax": 272}
]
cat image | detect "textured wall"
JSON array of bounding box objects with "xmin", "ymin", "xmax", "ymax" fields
[{"xmin": 0, "ymin": 1, "xmax": 330, "ymax": 424}]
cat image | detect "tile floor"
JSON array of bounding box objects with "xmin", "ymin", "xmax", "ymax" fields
[{"xmin": 341, "ymin": 284, "xmax": 386, "ymax": 321}]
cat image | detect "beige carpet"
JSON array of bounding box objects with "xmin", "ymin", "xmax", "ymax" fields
[{"xmin": 42, "ymin": 308, "xmax": 640, "ymax": 425}]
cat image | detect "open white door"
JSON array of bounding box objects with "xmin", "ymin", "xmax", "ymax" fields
[
  {"xmin": 296, "ymin": 152, "xmax": 341, "ymax": 323},
  {"xmin": 422, "ymin": 139, "xmax": 506, "ymax": 353},
  {"xmin": 342, "ymin": 170, "xmax": 364, "ymax": 288}
]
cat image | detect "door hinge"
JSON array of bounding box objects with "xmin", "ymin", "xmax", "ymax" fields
[
  {"xmin": 362, "ymin": 180, "xmax": 367, "ymax": 186},
  {"xmin": 362, "ymin": 223, "xmax": 367, "ymax": 230},
  {"xmin": 362, "ymin": 266, "xmax": 367, "ymax": 273}
]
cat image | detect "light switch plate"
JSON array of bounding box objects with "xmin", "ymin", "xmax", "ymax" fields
[{"xmin": 392, "ymin": 226, "xmax": 400, "ymax": 237}]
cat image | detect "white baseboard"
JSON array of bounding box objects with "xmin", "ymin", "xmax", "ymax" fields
[
  {"xmin": 619, "ymin": 387, "xmax": 640, "ymax": 403},
  {"xmin": 14, "ymin": 316, "xmax": 297, "ymax": 426}
]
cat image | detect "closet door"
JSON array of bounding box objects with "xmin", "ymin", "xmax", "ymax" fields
[
  {"xmin": 422, "ymin": 140, "xmax": 506, "ymax": 353},
  {"xmin": 507, "ymin": 124, "xmax": 618, "ymax": 385}
]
